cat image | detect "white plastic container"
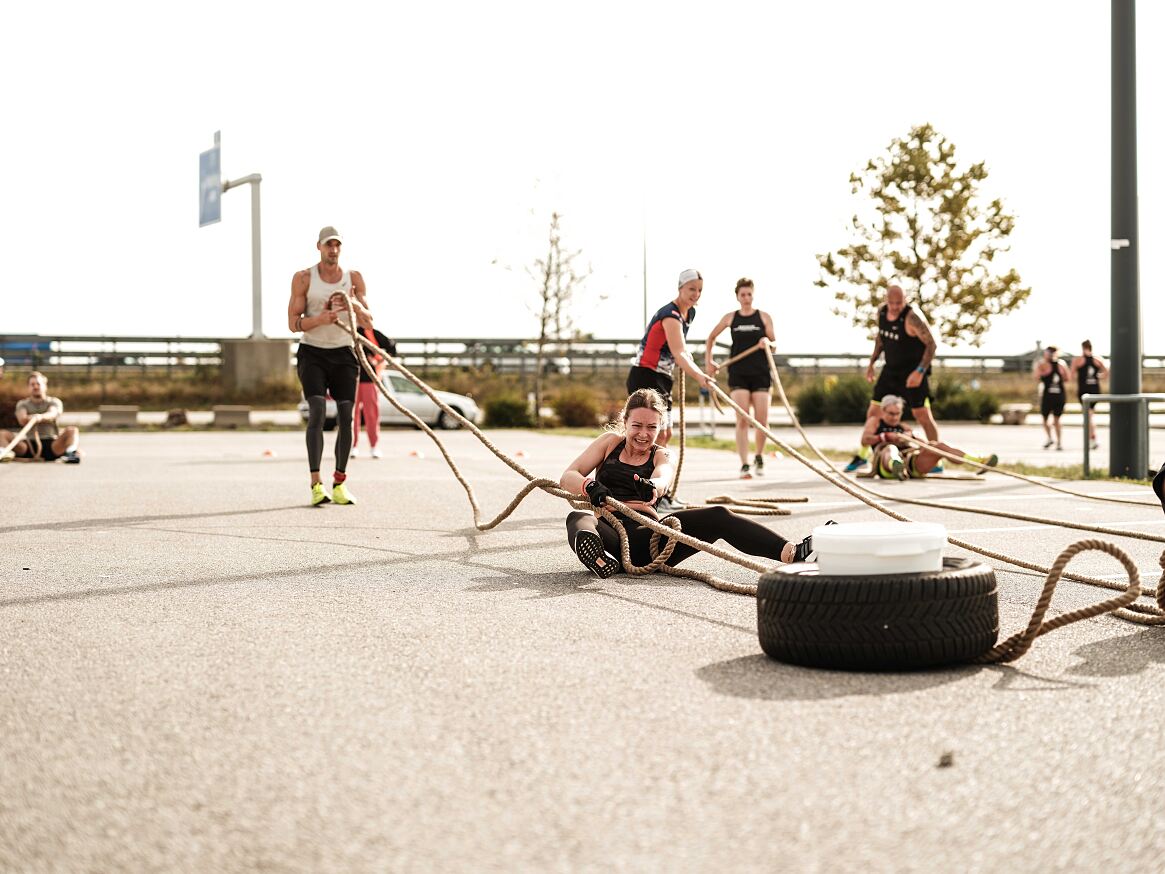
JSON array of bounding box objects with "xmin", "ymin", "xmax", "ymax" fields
[{"xmin": 811, "ymin": 521, "xmax": 947, "ymax": 576}]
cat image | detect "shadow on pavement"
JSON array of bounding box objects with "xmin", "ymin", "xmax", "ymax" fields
[
  {"xmin": 696, "ymin": 653, "xmax": 977, "ymax": 701},
  {"xmin": 0, "ymin": 505, "xmax": 303, "ymax": 534},
  {"xmin": 1067, "ymin": 628, "xmax": 1165, "ymax": 677}
]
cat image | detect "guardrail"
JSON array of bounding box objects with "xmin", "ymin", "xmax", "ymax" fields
[{"xmin": 4, "ymin": 334, "xmax": 1165, "ymax": 378}]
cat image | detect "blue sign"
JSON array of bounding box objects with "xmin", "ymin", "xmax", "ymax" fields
[{"xmin": 199, "ymin": 141, "xmax": 221, "ymax": 227}]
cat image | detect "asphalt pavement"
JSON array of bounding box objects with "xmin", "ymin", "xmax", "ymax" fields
[{"xmin": 3, "ymin": 426, "xmax": 1165, "ymax": 873}]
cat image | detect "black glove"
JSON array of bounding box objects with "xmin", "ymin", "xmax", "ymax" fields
[
  {"xmin": 632, "ymin": 474, "xmax": 656, "ymax": 502},
  {"xmin": 584, "ymin": 479, "xmax": 611, "ymax": 507}
]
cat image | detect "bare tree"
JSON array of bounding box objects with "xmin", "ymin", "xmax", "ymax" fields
[{"xmin": 529, "ymin": 212, "xmax": 588, "ymax": 424}]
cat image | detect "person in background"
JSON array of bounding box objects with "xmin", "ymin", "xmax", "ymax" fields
[
  {"xmin": 0, "ymin": 371, "xmax": 81, "ymax": 463},
  {"xmin": 703, "ymin": 277, "xmax": 776, "ymax": 479},
  {"xmin": 351, "ymin": 326, "xmax": 396, "ymax": 459},
  {"xmin": 626, "ymin": 268, "xmax": 713, "ymax": 512},
  {"xmin": 861, "ymin": 394, "xmax": 995, "ymax": 480},
  {"xmin": 1035, "ymin": 345, "xmax": 1071, "ymax": 450},
  {"xmin": 1071, "ymin": 339, "xmax": 1108, "ymax": 450},
  {"xmin": 845, "ymin": 284, "xmax": 940, "ymax": 473}
]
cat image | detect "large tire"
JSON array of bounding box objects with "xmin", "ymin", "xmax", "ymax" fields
[
  {"xmin": 436, "ymin": 409, "xmax": 462, "ymax": 430},
  {"xmin": 757, "ymin": 557, "xmax": 998, "ymax": 671}
]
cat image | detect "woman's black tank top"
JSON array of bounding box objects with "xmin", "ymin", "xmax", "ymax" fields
[
  {"xmin": 597, "ymin": 439, "xmax": 658, "ymax": 501},
  {"xmin": 729, "ymin": 310, "xmax": 767, "ymax": 376}
]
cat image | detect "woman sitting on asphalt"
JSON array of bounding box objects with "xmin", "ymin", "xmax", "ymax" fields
[{"xmin": 559, "ymin": 388, "xmax": 822, "ymax": 578}]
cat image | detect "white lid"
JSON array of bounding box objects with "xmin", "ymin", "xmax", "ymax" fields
[{"xmin": 812, "ymin": 521, "xmax": 947, "ymax": 558}]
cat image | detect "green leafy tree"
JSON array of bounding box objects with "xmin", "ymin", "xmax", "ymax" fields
[{"xmin": 816, "ymin": 123, "xmax": 1031, "ymax": 347}]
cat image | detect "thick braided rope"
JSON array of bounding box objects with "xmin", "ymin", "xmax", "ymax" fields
[
  {"xmin": 339, "ymin": 304, "xmax": 765, "ymax": 591},
  {"xmin": 0, "ymin": 418, "xmax": 38, "ymax": 463},
  {"xmin": 975, "ymin": 539, "xmax": 1143, "ymax": 663},
  {"xmin": 708, "ymin": 354, "xmax": 1164, "ymax": 607},
  {"xmin": 668, "ymin": 371, "xmax": 686, "ymax": 499},
  {"xmin": 895, "ymin": 432, "xmax": 1157, "ymax": 508}
]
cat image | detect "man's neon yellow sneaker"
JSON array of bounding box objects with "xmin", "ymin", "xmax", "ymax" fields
[
  {"xmin": 332, "ymin": 482, "xmax": 356, "ymax": 505},
  {"xmin": 311, "ymin": 482, "xmax": 331, "ymax": 506}
]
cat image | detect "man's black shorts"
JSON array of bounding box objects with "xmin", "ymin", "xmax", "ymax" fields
[
  {"xmin": 873, "ymin": 367, "xmax": 931, "ymax": 410},
  {"xmin": 626, "ymin": 365, "xmax": 674, "ymax": 411},
  {"xmin": 15, "ymin": 434, "xmax": 59, "ymax": 461},
  {"xmin": 727, "ymin": 369, "xmax": 771, "ymax": 393},
  {"xmin": 297, "ymin": 343, "xmax": 359, "ymax": 403},
  {"xmin": 1041, "ymin": 391, "xmax": 1066, "ymax": 418}
]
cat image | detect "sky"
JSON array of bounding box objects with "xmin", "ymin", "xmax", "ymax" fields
[{"xmin": 2, "ymin": 0, "xmax": 1161, "ymax": 356}]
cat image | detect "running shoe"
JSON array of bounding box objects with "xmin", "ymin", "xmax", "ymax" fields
[
  {"xmin": 740, "ymin": 464, "xmax": 752, "ymax": 480},
  {"xmin": 1043, "ymin": 439, "xmax": 1054, "ymax": 449},
  {"xmin": 350, "ymin": 447, "xmax": 360, "ymax": 458},
  {"xmin": 792, "ymin": 519, "xmax": 837, "ymax": 563},
  {"xmin": 311, "ymin": 483, "xmax": 331, "ymax": 506},
  {"xmin": 655, "ymin": 495, "xmax": 686, "ymax": 514},
  {"xmin": 332, "ymin": 482, "xmax": 356, "ymax": 505},
  {"xmin": 1056, "ymin": 444, "xmax": 1063, "ymax": 451},
  {"xmin": 573, "ymin": 529, "xmax": 619, "ymax": 579},
  {"xmin": 976, "ymin": 453, "xmax": 999, "ymax": 475},
  {"xmin": 1091, "ymin": 441, "xmax": 1100, "ymax": 450},
  {"xmin": 62, "ymin": 450, "xmax": 81, "ymax": 464},
  {"xmin": 931, "ymin": 461, "xmax": 944, "ymax": 474},
  {"xmin": 843, "ymin": 455, "xmax": 868, "ymax": 473},
  {"xmin": 371, "ymin": 446, "xmax": 383, "ymax": 459},
  {"xmin": 753, "ymin": 454, "xmax": 765, "ymax": 476}
]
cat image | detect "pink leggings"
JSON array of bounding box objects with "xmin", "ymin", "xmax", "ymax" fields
[{"xmin": 354, "ymin": 381, "xmax": 381, "ymax": 448}]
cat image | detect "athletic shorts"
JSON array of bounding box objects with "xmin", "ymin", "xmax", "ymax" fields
[
  {"xmin": 14, "ymin": 435, "xmax": 59, "ymax": 461},
  {"xmin": 1041, "ymin": 392, "xmax": 1066, "ymax": 418},
  {"xmin": 627, "ymin": 365, "xmax": 674, "ymax": 411},
  {"xmin": 873, "ymin": 368, "xmax": 931, "ymax": 410},
  {"xmin": 297, "ymin": 343, "xmax": 359, "ymax": 403},
  {"xmin": 727, "ymin": 370, "xmax": 771, "ymax": 393}
]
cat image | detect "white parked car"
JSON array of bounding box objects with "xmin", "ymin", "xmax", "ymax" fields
[{"xmin": 298, "ymin": 372, "xmax": 482, "ymax": 431}]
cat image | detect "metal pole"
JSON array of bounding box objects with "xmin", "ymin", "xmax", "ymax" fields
[
  {"xmin": 1110, "ymin": 0, "xmax": 1144, "ymax": 478},
  {"xmin": 223, "ymin": 173, "xmax": 264, "ymax": 339}
]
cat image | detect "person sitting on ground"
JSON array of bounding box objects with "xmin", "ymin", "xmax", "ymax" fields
[
  {"xmin": 860, "ymin": 394, "xmax": 995, "ymax": 480},
  {"xmin": 1, "ymin": 371, "xmax": 81, "ymax": 463},
  {"xmin": 559, "ymin": 388, "xmax": 826, "ymax": 578}
]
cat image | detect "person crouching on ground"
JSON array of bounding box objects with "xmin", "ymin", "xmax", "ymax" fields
[
  {"xmin": 559, "ymin": 388, "xmax": 823, "ymax": 578},
  {"xmin": 861, "ymin": 394, "xmax": 995, "ymax": 480},
  {"xmin": 1, "ymin": 371, "xmax": 81, "ymax": 463}
]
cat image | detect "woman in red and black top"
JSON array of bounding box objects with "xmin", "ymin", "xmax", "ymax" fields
[{"xmin": 558, "ymin": 389, "xmax": 819, "ymax": 578}]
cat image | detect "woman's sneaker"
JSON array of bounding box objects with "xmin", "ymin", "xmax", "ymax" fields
[
  {"xmin": 740, "ymin": 464, "xmax": 752, "ymax": 479},
  {"xmin": 573, "ymin": 530, "xmax": 618, "ymax": 579},
  {"xmin": 792, "ymin": 520, "xmax": 838, "ymax": 563},
  {"xmin": 753, "ymin": 454, "xmax": 765, "ymax": 476}
]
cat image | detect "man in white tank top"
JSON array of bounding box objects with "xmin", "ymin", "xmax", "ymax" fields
[{"xmin": 288, "ymin": 226, "xmax": 374, "ymax": 506}]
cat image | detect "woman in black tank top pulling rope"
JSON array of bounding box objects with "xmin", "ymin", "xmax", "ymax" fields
[
  {"xmin": 560, "ymin": 388, "xmax": 824, "ymax": 578},
  {"xmin": 703, "ymin": 278, "xmax": 776, "ymax": 480}
]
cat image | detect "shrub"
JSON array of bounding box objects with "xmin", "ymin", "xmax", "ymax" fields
[
  {"xmin": 551, "ymin": 386, "xmax": 602, "ymax": 428},
  {"xmin": 795, "ymin": 381, "xmax": 827, "ymax": 424},
  {"xmin": 484, "ymin": 395, "xmax": 534, "ymax": 428},
  {"xmin": 930, "ymin": 374, "xmax": 1000, "ymax": 422},
  {"xmin": 823, "ymin": 375, "xmax": 872, "ymax": 424}
]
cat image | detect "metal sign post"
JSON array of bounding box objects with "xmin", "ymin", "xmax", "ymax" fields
[
  {"xmin": 1110, "ymin": 0, "xmax": 1144, "ymax": 478},
  {"xmin": 198, "ymin": 132, "xmax": 264, "ymax": 339}
]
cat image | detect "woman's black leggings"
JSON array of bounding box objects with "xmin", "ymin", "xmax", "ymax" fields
[{"xmin": 565, "ymin": 505, "xmax": 790, "ymax": 571}]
